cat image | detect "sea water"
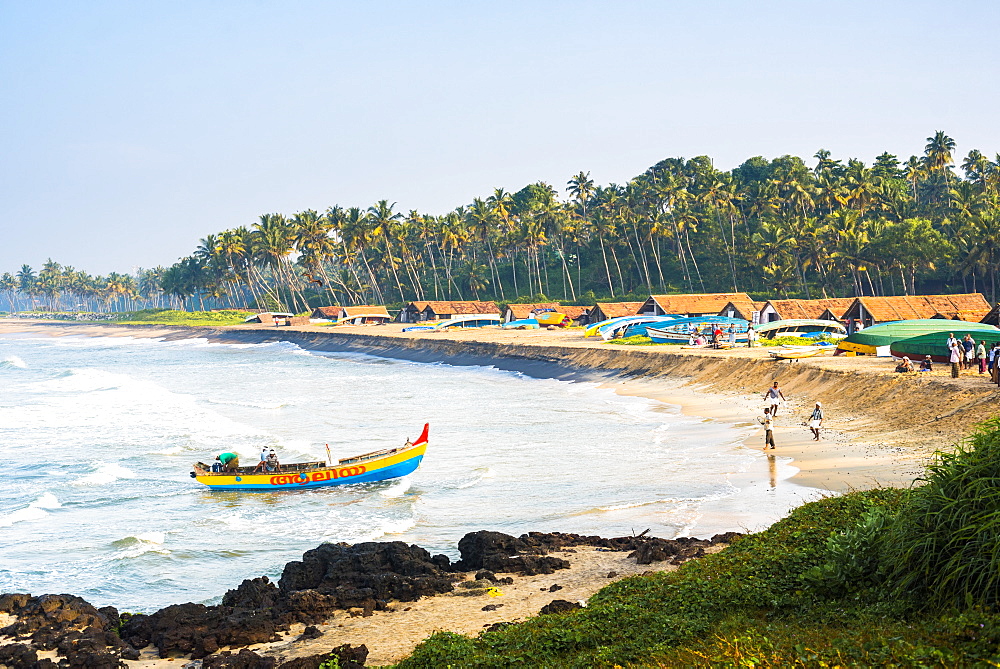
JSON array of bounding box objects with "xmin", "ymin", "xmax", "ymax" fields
[{"xmin": 0, "ymin": 334, "xmax": 823, "ymax": 612}]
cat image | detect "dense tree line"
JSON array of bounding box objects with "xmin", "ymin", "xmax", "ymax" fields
[{"xmin": 4, "ymin": 132, "xmax": 1000, "ymax": 314}]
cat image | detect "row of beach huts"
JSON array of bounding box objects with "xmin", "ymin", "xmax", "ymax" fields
[{"xmin": 302, "ymin": 292, "xmax": 998, "ymax": 329}]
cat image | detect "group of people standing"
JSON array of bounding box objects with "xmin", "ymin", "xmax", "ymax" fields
[
  {"xmin": 946, "ymin": 333, "xmax": 1000, "ymax": 380},
  {"xmin": 758, "ymin": 381, "xmax": 823, "ymax": 450}
]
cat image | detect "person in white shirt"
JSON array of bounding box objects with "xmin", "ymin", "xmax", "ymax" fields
[
  {"xmin": 253, "ymin": 446, "xmax": 270, "ymax": 472},
  {"xmin": 808, "ymin": 402, "xmax": 823, "ymax": 441},
  {"xmin": 758, "ymin": 407, "xmax": 775, "ymax": 449}
]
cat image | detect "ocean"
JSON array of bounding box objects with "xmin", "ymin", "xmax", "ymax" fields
[{"xmin": 0, "ymin": 333, "xmax": 822, "ymax": 612}]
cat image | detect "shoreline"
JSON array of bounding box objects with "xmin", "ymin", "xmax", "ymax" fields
[
  {"xmin": 3, "ymin": 318, "xmax": 998, "ymax": 665},
  {"xmin": 4, "ymin": 318, "xmax": 989, "ymax": 494}
]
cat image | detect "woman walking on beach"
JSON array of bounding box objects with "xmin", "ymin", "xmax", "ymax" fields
[
  {"xmin": 808, "ymin": 401, "xmax": 823, "ymax": 441},
  {"xmin": 977, "ymin": 340, "xmax": 987, "ymax": 374}
]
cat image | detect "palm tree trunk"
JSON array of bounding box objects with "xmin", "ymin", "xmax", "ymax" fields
[
  {"xmin": 684, "ymin": 230, "xmax": 705, "ymax": 291},
  {"xmin": 597, "ymin": 232, "xmax": 614, "ymax": 297}
]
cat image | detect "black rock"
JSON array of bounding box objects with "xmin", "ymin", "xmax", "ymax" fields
[
  {"xmin": 453, "ymin": 531, "xmax": 571, "ymax": 575},
  {"xmin": 296, "ymin": 625, "xmax": 323, "ymax": 641},
  {"xmin": 539, "ymin": 599, "xmax": 583, "ymax": 615},
  {"xmin": 711, "ymin": 531, "xmax": 744, "ymax": 545},
  {"xmin": 277, "ymin": 644, "xmax": 368, "ymax": 669},
  {"xmin": 0, "ymin": 642, "xmax": 38, "ymax": 668},
  {"xmin": 278, "ymin": 541, "xmax": 456, "ymax": 604},
  {"xmin": 203, "ymin": 648, "xmax": 276, "ymax": 668}
]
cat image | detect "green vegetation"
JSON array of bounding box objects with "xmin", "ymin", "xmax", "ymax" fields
[
  {"xmin": 116, "ymin": 309, "xmax": 253, "ymax": 326},
  {"xmin": 758, "ymin": 335, "xmax": 840, "ymax": 347},
  {"xmin": 606, "ymin": 335, "xmax": 662, "ymax": 346},
  {"xmin": 3, "ymin": 132, "xmax": 1000, "ymax": 315},
  {"xmin": 396, "ymin": 420, "xmax": 1000, "ymax": 667},
  {"xmin": 607, "ymin": 334, "xmax": 839, "ymax": 347}
]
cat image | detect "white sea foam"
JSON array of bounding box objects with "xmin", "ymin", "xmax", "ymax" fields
[
  {"xmin": 379, "ymin": 477, "xmax": 411, "ymax": 497},
  {"xmin": 1, "ymin": 355, "xmax": 27, "ymax": 368},
  {"xmin": 112, "ymin": 532, "xmax": 169, "ymax": 559},
  {"xmin": 0, "ymin": 493, "xmax": 62, "ymax": 528},
  {"xmin": 207, "ymin": 399, "xmax": 288, "ymax": 410},
  {"xmin": 360, "ymin": 518, "xmax": 417, "ymax": 541},
  {"xmin": 454, "ymin": 467, "xmax": 494, "ymax": 489},
  {"xmin": 32, "ymin": 492, "xmax": 62, "ymax": 509},
  {"xmin": 73, "ymin": 463, "xmax": 137, "ymax": 486}
]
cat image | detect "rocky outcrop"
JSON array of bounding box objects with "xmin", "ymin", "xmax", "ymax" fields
[
  {"xmin": 0, "ymin": 594, "xmax": 137, "ymax": 667},
  {"xmin": 453, "ymin": 531, "xmax": 571, "ymax": 575},
  {"xmin": 275, "ymin": 644, "xmax": 368, "ymax": 669},
  {"xmin": 278, "ymin": 541, "xmax": 457, "ymax": 609},
  {"xmin": 539, "ymin": 599, "xmax": 583, "ymax": 615},
  {"xmin": 201, "ymin": 644, "xmax": 368, "ymax": 669},
  {"xmin": 453, "ymin": 529, "xmax": 741, "ymax": 572},
  {"xmin": 119, "ymin": 576, "xmax": 343, "ymax": 659},
  {"xmin": 2, "ymin": 529, "xmax": 739, "ymax": 664},
  {"xmin": 118, "ymin": 542, "xmax": 456, "ymax": 659}
]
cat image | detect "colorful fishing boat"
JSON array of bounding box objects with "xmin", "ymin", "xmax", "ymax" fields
[
  {"xmin": 647, "ymin": 317, "xmax": 751, "ymax": 344},
  {"xmin": 769, "ymin": 345, "xmax": 825, "ymax": 360},
  {"xmin": 755, "ymin": 319, "xmax": 846, "ymax": 338},
  {"xmin": 600, "ymin": 315, "xmax": 680, "ymax": 340},
  {"xmin": 503, "ymin": 318, "xmax": 540, "ymax": 329},
  {"xmin": 433, "ymin": 315, "xmax": 502, "ymax": 330},
  {"xmin": 533, "ymin": 310, "xmax": 569, "ymax": 326},
  {"xmin": 890, "ymin": 330, "xmax": 1000, "ymax": 363},
  {"xmin": 333, "ymin": 312, "xmax": 393, "ymax": 326},
  {"xmin": 191, "ymin": 424, "xmax": 429, "ymax": 491},
  {"xmin": 836, "ymin": 319, "xmax": 998, "ymax": 356}
]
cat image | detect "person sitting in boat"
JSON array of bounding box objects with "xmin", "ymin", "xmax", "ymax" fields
[
  {"xmin": 253, "ymin": 446, "xmax": 270, "ymax": 472},
  {"xmin": 919, "ymin": 355, "xmax": 933, "ymax": 372},
  {"xmin": 895, "ymin": 356, "xmax": 914, "ymax": 373},
  {"xmin": 263, "ymin": 449, "xmax": 281, "ymax": 473},
  {"xmin": 216, "ymin": 452, "xmax": 240, "ymax": 472}
]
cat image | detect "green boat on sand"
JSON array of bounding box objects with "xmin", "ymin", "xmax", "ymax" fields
[
  {"xmin": 836, "ymin": 319, "xmax": 999, "ymax": 355},
  {"xmin": 890, "ymin": 329, "xmax": 1000, "ymax": 362}
]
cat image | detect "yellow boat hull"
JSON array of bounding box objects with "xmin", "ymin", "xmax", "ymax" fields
[{"xmin": 192, "ymin": 426, "xmax": 428, "ymax": 491}]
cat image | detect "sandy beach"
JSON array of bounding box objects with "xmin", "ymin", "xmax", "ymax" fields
[{"xmin": 3, "ymin": 317, "xmax": 998, "ymax": 666}]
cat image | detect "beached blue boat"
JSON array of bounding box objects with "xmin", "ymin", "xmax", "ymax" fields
[
  {"xmin": 596, "ymin": 315, "xmax": 681, "ymax": 340},
  {"xmin": 755, "ymin": 319, "xmax": 846, "ymax": 338},
  {"xmin": 647, "ymin": 317, "xmax": 751, "ymax": 344},
  {"xmin": 503, "ymin": 318, "xmax": 540, "ymax": 329}
]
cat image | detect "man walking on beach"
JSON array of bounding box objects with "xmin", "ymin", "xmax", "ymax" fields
[
  {"xmin": 808, "ymin": 401, "xmax": 823, "ymax": 441},
  {"xmin": 759, "ymin": 407, "xmax": 775, "ymax": 450},
  {"xmin": 764, "ymin": 381, "xmax": 786, "ymax": 416}
]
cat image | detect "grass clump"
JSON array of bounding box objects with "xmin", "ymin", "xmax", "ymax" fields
[
  {"xmin": 118, "ymin": 309, "xmax": 253, "ymax": 326},
  {"xmin": 881, "ymin": 417, "xmax": 1000, "ymax": 608},
  {"xmin": 396, "ymin": 419, "xmax": 1000, "ymax": 667},
  {"xmin": 759, "ymin": 334, "xmax": 840, "ymax": 347},
  {"xmin": 605, "ymin": 335, "xmax": 661, "ymax": 346}
]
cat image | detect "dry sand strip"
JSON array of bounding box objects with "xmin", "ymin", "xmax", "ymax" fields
[{"xmin": 121, "ymin": 546, "xmax": 723, "ymax": 668}]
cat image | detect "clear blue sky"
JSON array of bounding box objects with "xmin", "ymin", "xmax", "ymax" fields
[{"xmin": 1, "ymin": 1, "xmax": 997, "ymax": 274}]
